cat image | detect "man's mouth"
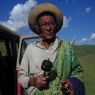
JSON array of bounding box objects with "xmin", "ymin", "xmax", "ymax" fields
[{"xmin": 44, "ymin": 31, "xmax": 54, "ymax": 35}]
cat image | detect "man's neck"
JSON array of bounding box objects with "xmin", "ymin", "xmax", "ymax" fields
[{"xmin": 40, "ymin": 38, "xmax": 56, "ymax": 49}]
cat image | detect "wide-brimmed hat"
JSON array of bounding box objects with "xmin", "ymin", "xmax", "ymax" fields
[{"xmin": 28, "ymin": 3, "xmax": 63, "ymax": 34}]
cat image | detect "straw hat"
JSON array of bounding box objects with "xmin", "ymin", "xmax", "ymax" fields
[{"xmin": 28, "ymin": 3, "xmax": 63, "ymax": 34}]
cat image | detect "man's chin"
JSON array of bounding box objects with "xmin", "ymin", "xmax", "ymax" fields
[
  {"xmin": 43, "ymin": 36, "xmax": 55, "ymax": 42},
  {"xmin": 44, "ymin": 36, "xmax": 53, "ymax": 40}
]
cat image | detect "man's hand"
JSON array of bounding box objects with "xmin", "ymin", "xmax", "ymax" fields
[
  {"xmin": 29, "ymin": 75, "xmax": 49, "ymax": 89},
  {"xmin": 60, "ymin": 79, "xmax": 74, "ymax": 95}
]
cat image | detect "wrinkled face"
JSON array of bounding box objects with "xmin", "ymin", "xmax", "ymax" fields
[{"xmin": 37, "ymin": 15, "xmax": 57, "ymax": 40}]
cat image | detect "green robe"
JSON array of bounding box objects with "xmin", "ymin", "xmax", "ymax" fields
[{"xmin": 33, "ymin": 41, "xmax": 83, "ymax": 95}]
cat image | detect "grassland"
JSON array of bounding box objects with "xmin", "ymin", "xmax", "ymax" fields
[{"xmin": 73, "ymin": 45, "xmax": 95, "ymax": 95}]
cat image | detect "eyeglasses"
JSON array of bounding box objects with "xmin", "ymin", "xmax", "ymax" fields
[{"xmin": 38, "ymin": 22, "xmax": 56, "ymax": 30}]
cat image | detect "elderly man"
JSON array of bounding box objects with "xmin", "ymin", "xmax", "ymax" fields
[{"xmin": 18, "ymin": 3, "xmax": 85, "ymax": 95}]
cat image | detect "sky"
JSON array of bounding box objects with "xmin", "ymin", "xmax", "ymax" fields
[{"xmin": 0, "ymin": 0, "xmax": 95, "ymax": 45}]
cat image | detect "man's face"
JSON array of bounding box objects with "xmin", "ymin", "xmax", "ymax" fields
[{"xmin": 37, "ymin": 15, "xmax": 57, "ymax": 40}]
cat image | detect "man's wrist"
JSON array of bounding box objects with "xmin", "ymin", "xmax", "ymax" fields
[{"xmin": 29, "ymin": 77, "xmax": 36, "ymax": 86}]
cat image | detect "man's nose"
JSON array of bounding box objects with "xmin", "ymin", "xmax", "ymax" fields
[{"xmin": 46, "ymin": 25, "xmax": 51, "ymax": 30}]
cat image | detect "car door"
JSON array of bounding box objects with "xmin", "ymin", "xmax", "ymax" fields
[
  {"xmin": 16, "ymin": 34, "xmax": 40, "ymax": 95},
  {"xmin": 0, "ymin": 25, "xmax": 20, "ymax": 95}
]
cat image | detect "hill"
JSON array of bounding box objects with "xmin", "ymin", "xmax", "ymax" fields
[{"xmin": 73, "ymin": 45, "xmax": 95, "ymax": 95}]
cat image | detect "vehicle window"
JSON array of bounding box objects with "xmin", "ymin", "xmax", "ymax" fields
[{"xmin": 0, "ymin": 39, "xmax": 7, "ymax": 56}]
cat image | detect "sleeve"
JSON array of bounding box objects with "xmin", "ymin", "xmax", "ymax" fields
[
  {"xmin": 68, "ymin": 77, "xmax": 85, "ymax": 95},
  {"xmin": 18, "ymin": 47, "xmax": 30, "ymax": 88}
]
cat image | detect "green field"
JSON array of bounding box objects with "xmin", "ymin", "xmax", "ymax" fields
[{"xmin": 73, "ymin": 45, "xmax": 95, "ymax": 95}]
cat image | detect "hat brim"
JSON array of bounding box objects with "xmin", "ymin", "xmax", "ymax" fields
[{"xmin": 28, "ymin": 3, "xmax": 63, "ymax": 34}]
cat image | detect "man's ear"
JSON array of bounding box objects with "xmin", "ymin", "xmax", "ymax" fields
[
  {"xmin": 57, "ymin": 26, "xmax": 58, "ymax": 30},
  {"xmin": 35, "ymin": 24, "xmax": 38, "ymax": 31},
  {"xmin": 55, "ymin": 26, "xmax": 58, "ymax": 33},
  {"xmin": 35, "ymin": 24, "xmax": 40, "ymax": 34}
]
